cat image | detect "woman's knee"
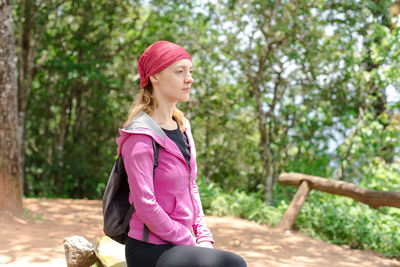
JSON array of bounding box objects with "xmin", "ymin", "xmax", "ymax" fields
[
  {"xmin": 190, "ymin": 247, "xmax": 247, "ymax": 267},
  {"xmin": 218, "ymin": 250, "xmax": 247, "ymax": 267},
  {"xmin": 155, "ymin": 245, "xmax": 247, "ymax": 267}
]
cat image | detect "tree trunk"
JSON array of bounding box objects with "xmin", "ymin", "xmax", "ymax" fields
[
  {"xmin": 0, "ymin": 0, "xmax": 24, "ymax": 214},
  {"xmin": 252, "ymin": 83, "xmax": 273, "ymax": 203},
  {"xmin": 17, "ymin": 0, "xmax": 36, "ymax": 193}
]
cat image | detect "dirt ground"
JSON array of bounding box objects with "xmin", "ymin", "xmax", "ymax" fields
[{"xmin": 0, "ymin": 198, "xmax": 399, "ymax": 267}]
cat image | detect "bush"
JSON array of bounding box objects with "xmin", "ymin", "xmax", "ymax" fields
[
  {"xmin": 295, "ymin": 191, "xmax": 400, "ymax": 258},
  {"xmin": 198, "ymin": 179, "xmax": 284, "ymax": 226},
  {"xmin": 198, "ymin": 178, "xmax": 400, "ymax": 258}
]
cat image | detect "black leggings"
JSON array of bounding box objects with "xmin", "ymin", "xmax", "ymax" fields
[{"xmin": 125, "ymin": 237, "xmax": 247, "ymax": 267}]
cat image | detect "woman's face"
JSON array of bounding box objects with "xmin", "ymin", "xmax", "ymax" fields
[{"xmin": 152, "ymin": 59, "xmax": 194, "ymax": 103}]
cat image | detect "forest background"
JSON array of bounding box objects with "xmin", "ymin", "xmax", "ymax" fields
[{"xmin": 3, "ymin": 0, "xmax": 400, "ymax": 258}]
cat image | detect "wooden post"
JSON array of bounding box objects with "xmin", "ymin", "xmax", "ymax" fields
[{"xmin": 278, "ymin": 180, "xmax": 311, "ymax": 230}]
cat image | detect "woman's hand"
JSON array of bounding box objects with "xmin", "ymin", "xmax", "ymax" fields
[{"xmin": 196, "ymin": 241, "xmax": 214, "ymax": 249}]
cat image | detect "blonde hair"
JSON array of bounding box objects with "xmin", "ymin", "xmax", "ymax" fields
[{"xmin": 123, "ymin": 84, "xmax": 187, "ymax": 132}]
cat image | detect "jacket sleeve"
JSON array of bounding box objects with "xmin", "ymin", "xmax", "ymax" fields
[
  {"xmin": 122, "ymin": 134, "xmax": 196, "ymax": 246},
  {"xmin": 191, "ymin": 178, "xmax": 215, "ymax": 244},
  {"xmin": 184, "ymin": 119, "xmax": 215, "ymax": 244}
]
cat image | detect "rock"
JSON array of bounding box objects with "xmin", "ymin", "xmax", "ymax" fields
[{"xmin": 63, "ymin": 235, "xmax": 98, "ymax": 267}]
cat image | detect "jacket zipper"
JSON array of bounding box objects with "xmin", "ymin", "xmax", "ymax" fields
[{"xmin": 163, "ymin": 135, "xmax": 198, "ymax": 225}]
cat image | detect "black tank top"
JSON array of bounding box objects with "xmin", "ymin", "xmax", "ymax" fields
[{"xmin": 162, "ymin": 121, "xmax": 191, "ymax": 167}]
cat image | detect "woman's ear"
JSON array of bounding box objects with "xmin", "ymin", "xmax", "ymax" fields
[{"xmin": 149, "ymin": 74, "xmax": 159, "ymax": 85}]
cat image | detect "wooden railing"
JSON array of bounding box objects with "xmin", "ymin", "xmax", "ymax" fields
[{"xmin": 277, "ymin": 172, "xmax": 400, "ymax": 230}]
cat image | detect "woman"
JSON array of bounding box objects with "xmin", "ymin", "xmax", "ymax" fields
[{"xmin": 117, "ymin": 41, "xmax": 247, "ymax": 267}]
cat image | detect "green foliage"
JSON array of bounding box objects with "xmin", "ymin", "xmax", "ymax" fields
[
  {"xmin": 198, "ymin": 178, "xmax": 284, "ymax": 226},
  {"xmin": 295, "ymin": 192, "xmax": 400, "ymax": 258},
  {"xmin": 199, "ymin": 179, "xmax": 400, "ymax": 258},
  {"xmin": 293, "ymin": 163, "xmax": 400, "ymax": 258}
]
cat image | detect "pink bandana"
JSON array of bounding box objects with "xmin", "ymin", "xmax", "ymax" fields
[{"xmin": 138, "ymin": 41, "xmax": 192, "ymax": 88}]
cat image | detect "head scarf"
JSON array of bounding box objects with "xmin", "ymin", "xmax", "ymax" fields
[{"xmin": 138, "ymin": 41, "xmax": 192, "ymax": 88}]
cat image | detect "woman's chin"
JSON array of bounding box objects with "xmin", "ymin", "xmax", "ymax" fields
[{"xmin": 177, "ymin": 96, "xmax": 190, "ymax": 102}]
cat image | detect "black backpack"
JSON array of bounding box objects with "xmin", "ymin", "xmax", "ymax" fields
[{"xmin": 102, "ymin": 139, "xmax": 159, "ymax": 244}]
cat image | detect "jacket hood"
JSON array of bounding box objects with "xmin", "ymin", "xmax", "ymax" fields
[{"xmin": 117, "ymin": 111, "xmax": 165, "ymax": 154}]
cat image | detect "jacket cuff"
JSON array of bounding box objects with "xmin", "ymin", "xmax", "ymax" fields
[{"xmin": 196, "ymin": 236, "xmax": 215, "ymax": 244}]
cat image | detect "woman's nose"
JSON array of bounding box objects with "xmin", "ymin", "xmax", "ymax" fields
[{"xmin": 185, "ymin": 73, "xmax": 194, "ymax": 83}]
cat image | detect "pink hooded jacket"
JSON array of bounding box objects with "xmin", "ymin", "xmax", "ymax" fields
[{"xmin": 116, "ymin": 111, "xmax": 214, "ymax": 246}]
